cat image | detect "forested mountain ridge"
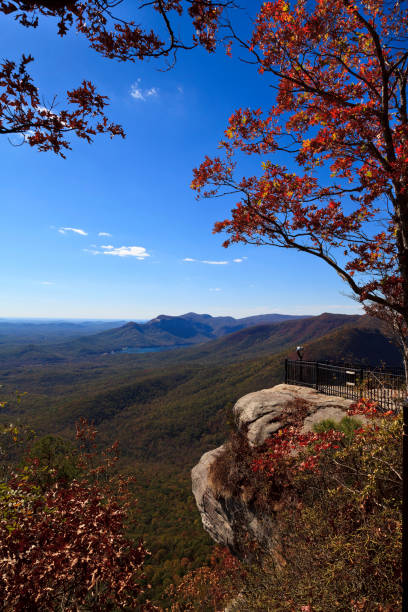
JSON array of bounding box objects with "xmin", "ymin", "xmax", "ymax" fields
[
  {"xmin": 108, "ymin": 311, "xmax": 399, "ymax": 367},
  {"xmin": 0, "ymin": 311, "xmax": 307, "ymax": 364},
  {"xmin": 0, "ymin": 311, "xmax": 384, "ymax": 367},
  {"xmin": 0, "ymin": 313, "xmax": 400, "ymax": 386},
  {"xmin": 61, "ymin": 311, "xmax": 309, "ymax": 354}
]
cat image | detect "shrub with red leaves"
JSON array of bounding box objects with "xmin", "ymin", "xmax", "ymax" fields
[{"xmin": 0, "ymin": 419, "xmax": 157, "ymax": 611}]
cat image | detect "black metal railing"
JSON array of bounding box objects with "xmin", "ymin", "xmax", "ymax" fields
[{"xmin": 285, "ymin": 359, "xmax": 406, "ymax": 411}]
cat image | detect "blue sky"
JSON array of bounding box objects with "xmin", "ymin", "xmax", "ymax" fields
[{"xmin": 0, "ymin": 5, "xmax": 363, "ymax": 320}]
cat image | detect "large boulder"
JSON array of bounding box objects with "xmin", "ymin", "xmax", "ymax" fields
[
  {"xmin": 192, "ymin": 384, "xmax": 353, "ymax": 557},
  {"xmin": 234, "ymin": 383, "xmax": 353, "ymax": 446}
]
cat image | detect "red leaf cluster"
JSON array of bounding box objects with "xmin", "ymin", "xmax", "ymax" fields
[
  {"xmin": 0, "ymin": 55, "xmax": 124, "ymax": 156},
  {"xmin": 0, "ymin": 1, "xmax": 226, "ymax": 58},
  {"xmin": 348, "ymin": 396, "xmax": 380, "ymax": 417},
  {"xmin": 252, "ymin": 426, "xmax": 345, "ymax": 479},
  {"xmin": 169, "ymin": 545, "xmax": 244, "ymax": 611}
]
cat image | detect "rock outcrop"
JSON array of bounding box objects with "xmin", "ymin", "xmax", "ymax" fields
[
  {"xmin": 234, "ymin": 383, "xmax": 353, "ymax": 446},
  {"xmin": 192, "ymin": 384, "xmax": 353, "ymax": 557}
]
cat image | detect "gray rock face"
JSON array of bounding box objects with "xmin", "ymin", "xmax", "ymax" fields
[
  {"xmin": 191, "ymin": 445, "xmax": 235, "ymax": 548},
  {"xmin": 192, "ymin": 384, "xmax": 353, "ymax": 557},
  {"xmin": 234, "ymin": 383, "xmax": 353, "ymax": 446},
  {"xmin": 191, "ymin": 444, "xmax": 276, "ymax": 557}
]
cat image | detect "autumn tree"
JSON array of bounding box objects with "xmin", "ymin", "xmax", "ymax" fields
[
  {"xmin": 0, "ymin": 419, "xmax": 156, "ymax": 611},
  {"xmin": 168, "ymin": 545, "xmax": 243, "ymax": 611},
  {"xmin": 0, "ymin": 0, "xmax": 231, "ymax": 156},
  {"xmin": 192, "ymin": 0, "xmax": 408, "ymax": 369}
]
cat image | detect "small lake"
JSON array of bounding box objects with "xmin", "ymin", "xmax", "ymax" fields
[{"xmin": 118, "ymin": 345, "xmax": 190, "ymax": 354}]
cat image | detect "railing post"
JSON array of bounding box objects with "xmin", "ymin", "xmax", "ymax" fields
[
  {"xmin": 284, "ymin": 359, "xmax": 288, "ymax": 384},
  {"xmin": 315, "ymin": 361, "xmax": 319, "ymax": 391}
]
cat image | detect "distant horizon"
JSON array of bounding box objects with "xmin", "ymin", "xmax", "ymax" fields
[{"xmin": 0, "ymin": 309, "xmax": 363, "ymax": 322}]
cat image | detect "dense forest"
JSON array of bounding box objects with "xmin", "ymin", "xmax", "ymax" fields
[{"xmin": 0, "ymin": 312, "xmax": 403, "ymax": 605}]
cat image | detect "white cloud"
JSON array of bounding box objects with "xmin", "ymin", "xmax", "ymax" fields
[
  {"xmin": 59, "ymin": 227, "xmax": 88, "ymax": 236},
  {"xmin": 202, "ymin": 260, "xmax": 229, "ymax": 265},
  {"xmin": 183, "ymin": 256, "xmax": 245, "ymax": 265},
  {"xmin": 209, "ymin": 287, "xmax": 221, "ymax": 292},
  {"xmin": 130, "ymin": 79, "xmax": 159, "ymax": 101},
  {"xmin": 98, "ymin": 232, "xmax": 111, "ymax": 237},
  {"xmin": 102, "ymin": 246, "xmax": 150, "ymax": 259},
  {"xmin": 39, "ymin": 281, "xmax": 54, "ymax": 285},
  {"xmin": 130, "ymin": 83, "xmax": 144, "ymax": 100},
  {"xmin": 83, "ymin": 245, "xmax": 149, "ymax": 258}
]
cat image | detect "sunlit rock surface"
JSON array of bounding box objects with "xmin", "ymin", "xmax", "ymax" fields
[{"xmin": 234, "ymin": 383, "xmax": 353, "ymax": 446}]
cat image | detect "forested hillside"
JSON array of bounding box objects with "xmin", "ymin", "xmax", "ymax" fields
[{"xmin": 0, "ymin": 312, "xmax": 402, "ymax": 603}]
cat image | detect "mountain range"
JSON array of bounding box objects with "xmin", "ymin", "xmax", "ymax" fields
[
  {"xmin": 0, "ymin": 311, "xmax": 401, "ymax": 369},
  {"xmin": 62, "ymin": 311, "xmax": 308, "ymax": 354},
  {"xmin": 47, "ymin": 310, "xmax": 403, "ymax": 367}
]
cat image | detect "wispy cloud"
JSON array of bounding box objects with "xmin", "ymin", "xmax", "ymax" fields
[
  {"xmin": 130, "ymin": 79, "xmax": 159, "ymax": 101},
  {"xmin": 58, "ymin": 227, "xmax": 88, "ymax": 236},
  {"xmin": 209, "ymin": 287, "xmax": 221, "ymax": 292},
  {"xmin": 39, "ymin": 281, "xmax": 54, "ymax": 285},
  {"xmin": 202, "ymin": 260, "xmax": 229, "ymax": 265},
  {"xmin": 98, "ymin": 232, "xmax": 111, "ymax": 237},
  {"xmin": 101, "ymin": 245, "xmax": 114, "ymax": 250},
  {"xmin": 183, "ymin": 256, "xmax": 247, "ymax": 265}
]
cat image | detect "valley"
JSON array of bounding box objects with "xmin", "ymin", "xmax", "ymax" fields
[{"xmin": 0, "ymin": 311, "xmax": 402, "ymax": 604}]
